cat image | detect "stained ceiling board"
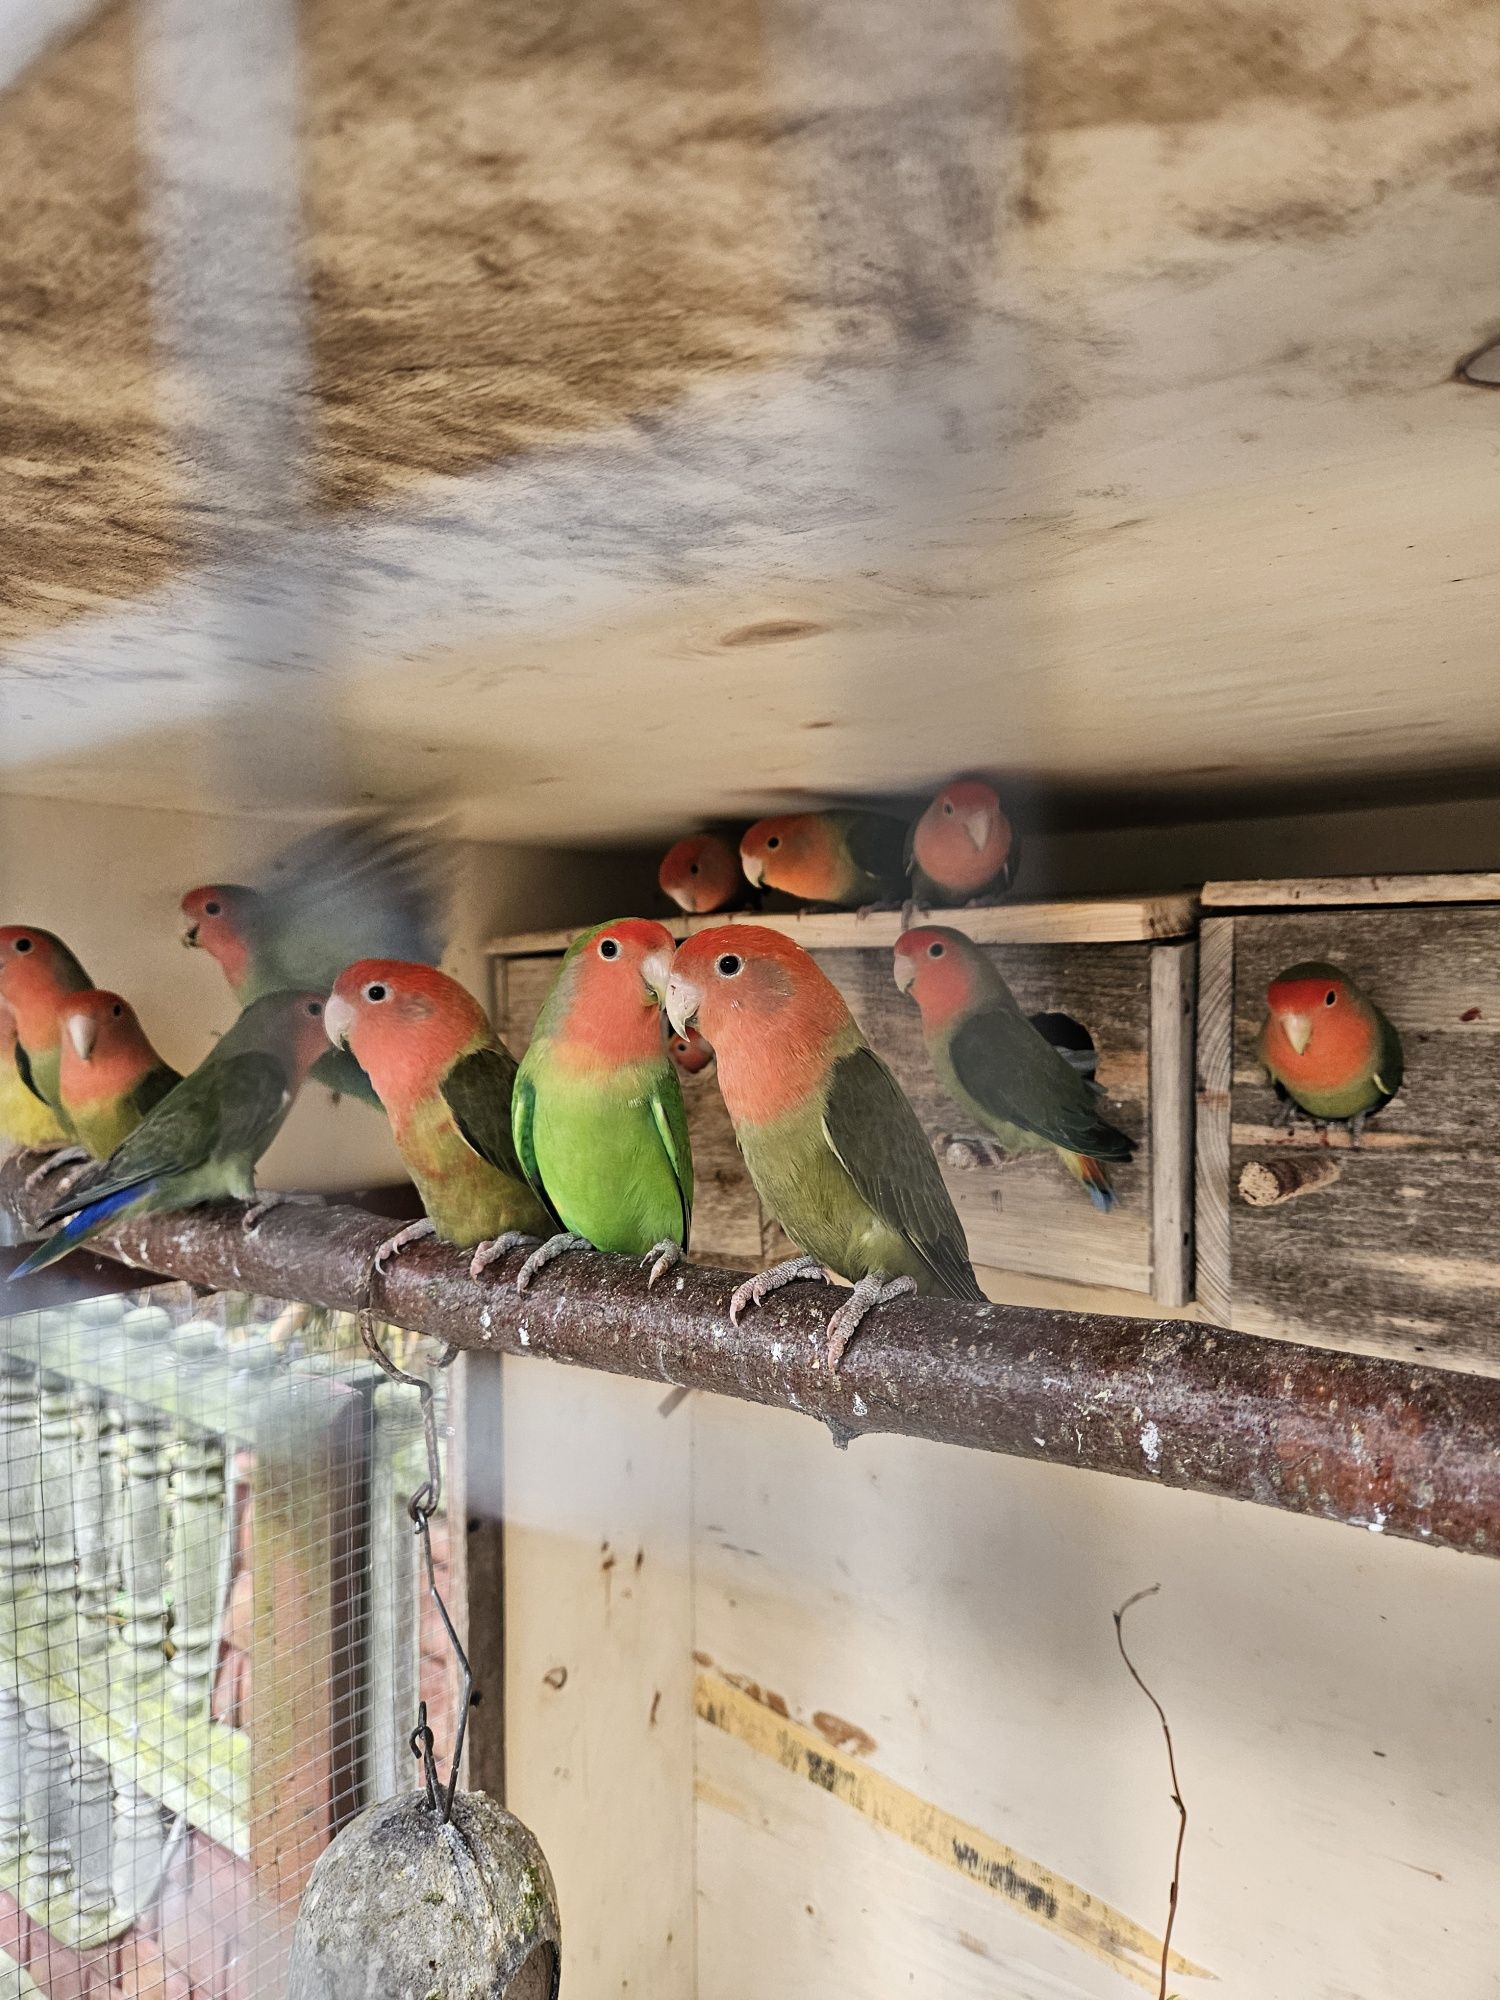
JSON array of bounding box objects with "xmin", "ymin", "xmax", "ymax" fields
[{"xmin": 0, "ymin": 0, "xmax": 1496, "ymax": 843}]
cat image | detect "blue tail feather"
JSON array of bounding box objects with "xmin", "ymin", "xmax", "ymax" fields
[{"xmin": 9, "ymin": 1183, "xmax": 154, "ymax": 1281}]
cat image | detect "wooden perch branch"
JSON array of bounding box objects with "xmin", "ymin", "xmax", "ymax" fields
[{"xmin": 2, "ymin": 1154, "xmax": 1498, "ymax": 1560}]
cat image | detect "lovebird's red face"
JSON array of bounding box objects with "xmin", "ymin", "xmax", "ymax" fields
[
  {"xmin": 280, "ymin": 993, "xmax": 333, "ymax": 1082},
  {"xmin": 666, "ymin": 924, "xmax": 851, "ymax": 1122},
  {"xmin": 893, "ymin": 925, "xmax": 980, "ymax": 1026},
  {"xmin": 911, "ymin": 780, "xmax": 1010, "ymax": 895},
  {"xmin": 659, "ymin": 835, "xmax": 739, "ymax": 915},
  {"xmin": 1263, "ymin": 965, "xmax": 1373, "ymax": 1077},
  {"xmin": 557, "ymin": 919, "xmax": 677, "ymax": 1065},
  {"xmin": 738, "ymin": 815, "xmax": 834, "ymax": 899},
  {"xmin": 0, "ymin": 927, "xmax": 79, "ymax": 1037},
  {"xmin": 58, "ymin": 991, "xmax": 157, "ymax": 1102},
  {"xmin": 326, "ymin": 960, "xmax": 487, "ymax": 1100},
  {"xmin": 180, "ymin": 885, "xmax": 255, "ymax": 988}
]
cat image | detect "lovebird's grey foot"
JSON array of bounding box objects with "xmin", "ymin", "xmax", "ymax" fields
[
  {"xmin": 25, "ymin": 1147, "xmax": 87, "ymax": 1195},
  {"xmin": 825, "ymin": 1273, "xmax": 917, "ymax": 1371},
  {"xmin": 515, "ymin": 1232, "xmax": 590, "ymax": 1292},
  {"xmin": 242, "ymin": 1191, "xmax": 325, "ymax": 1233},
  {"xmin": 373, "ymin": 1217, "xmax": 436, "ymax": 1274},
  {"xmin": 1347, "ymin": 1112, "xmax": 1368, "ymax": 1147},
  {"xmin": 642, "ymin": 1240, "xmax": 684, "ymax": 1290},
  {"xmin": 469, "ymin": 1231, "xmax": 540, "ymax": 1281},
  {"xmin": 729, "ymin": 1254, "xmax": 828, "ymax": 1326}
]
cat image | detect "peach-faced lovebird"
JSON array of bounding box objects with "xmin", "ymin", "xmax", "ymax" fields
[
  {"xmin": 180, "ymin": 814, "xmax": 449, "ymax": 1106},
  {"xmin": 667, "ymin": 1022, "xmax": 716, "ymax": 1077},
  {"xmin": 507, "ymin": 918, "xmax": 690, "ymax": 1292},
  {"xmin": 10, "ymin": 991, "xmax": 331, "ymax": 1280},
  {"xmin": 907, "ymin": 779, "xmax": 1018, "ymax": 906},
  {"xmin": 659, "ymin": 835, "xmax": 741, "ymax": 915},
  {"xmin": 667, "ymin": 924, "xmax": 982, "ymax": 1367},
  {"xmin": 325, "ymin": 960, "xmax": 553, "ymax": 1276},
  {"xmin": 1258, "ymin": 961, "xmax": 1403, "ymax": 1137},
  {"xmin": 740, "ymin": 812, "xmax": 906, "ymax": 909},
  {"xmin": 894, "ymin": 926, "xmax": 1134, "ymax": 1210},
  {"xmin": 57, "ymin": 992, "xmax": 181, "ymax": 1161},
  {"xmin": 0, "ymin": 1001, "xmax": 66, "ymax": 1153},
  {"xmin": 0, "ymin": 927, "xmax": 94, "ymax": 1126}
]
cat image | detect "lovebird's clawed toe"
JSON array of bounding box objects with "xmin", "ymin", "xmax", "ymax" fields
[
  {"xmin": 643, "ymin": 1240, "xmax": 683, "ymax": 1290},
  {"xmin": 515, "ymin": 1233, "xmax": 589, "ymax": 1293},
  {"xmin": 469, "ymin": 1231, "xmax": 539, "ymax": 1281}
]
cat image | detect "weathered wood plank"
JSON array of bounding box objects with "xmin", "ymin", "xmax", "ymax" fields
[
  {"xmin": 487, "ymin": 891, "xmax": 1199, "ymax": 960},
  {"xmin": 1225, "ymin": 907, "xmax": 1500, "ymax": 1370},
  {"xmin": 1203, "ymin": 873, "xmax": 1500, "ymax": 910},
  {"xmin": 448, "ymin": 1351, "xmax": 506, "ymax": 1799},
  {"xmin": 248, "ymin": 1375, "xmax": 367, "ymax": 1967},
  {"xmin": 1149, "ymin": 940, "xmax": 1196, "ymax": 1308},
  {"xmin": 1193, "ymin": 919, "xmax": 1235, "ymax": 1324}
]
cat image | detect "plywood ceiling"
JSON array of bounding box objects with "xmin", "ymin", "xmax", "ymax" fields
[{"xmin": 0, "ymin": 0, "xmax": 1496, "ymax": 840}]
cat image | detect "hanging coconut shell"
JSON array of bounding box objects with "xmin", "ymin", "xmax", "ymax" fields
[{"xmin": 288, "ymin": 1790, "xmax": 561, "ymax": 1999}]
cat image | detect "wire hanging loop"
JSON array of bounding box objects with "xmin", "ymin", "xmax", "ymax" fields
[{"xmin": 359, "ymin": 1305, "xmax": 472, "ymax": 1824}]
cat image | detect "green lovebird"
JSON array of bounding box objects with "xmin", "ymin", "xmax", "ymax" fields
[
  {"xmin": 667, "ymin": 924, "xmax": 983, "ymax": 1369},
  {"xmin": 740, "ymin": 811, "xmax": 908, "ymax": 908},
  {"xmin": 324, "ymin": 958, "xmax": 554, "ymax": 1277},
  {"xmin": 508, "ymin": 918, "xmax": 691, "ymax": 1292},
  {"xmin": 180, "ymin": 814, "xmax": 450, "ymax": 1107},
  {"xmin": 10, "ymin": 990, "xmax": 332, "ymax": 1279},
  {"xmin": 0, "ymin": 927, "xmax": 95, "ymax": 1127},
  {"xmin": 1258, "ymin": 960, "xmax": 1403, "ymax": 1136},
  {"xmin": 894, "ymin": 925, "xmax": 1135, "ymax": 1210},
  {"xmin": 57, "ymin": 990, "xmax": 181, "ymax": 1160}
]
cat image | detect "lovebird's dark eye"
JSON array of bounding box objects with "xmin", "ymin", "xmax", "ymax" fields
[
  {"xmin": 364, "ymin": 983, "xmax": 389, "ymax": 1003},
  {"xmin": 1324, "ymin": 989, "xmax": 1337, "ymax": 1007},
  {"xmin": 716, "ymin": 953, "xmax": 743, "ymax": 978},
  {"xmin": 598, "ymin": 937, "xmax": 620, "ymax": 961},
  {"xmin": 111, "ymin": 1003, "xmax": 123, "ymax": 1018},
  {"xmin": 689, "ymin": 863, "xmax": 699, "ymax": 876},
  {"xmin": 765, "ymin": 835, "xmax": 781, "ymax": 850},
  {"xmin": 928, "ymin": 941, "xmax": 945, "ymax": 958},
  {"xmin": 942, "ymin": 800, "xmax": 955, "ymax": 816},
  {"xmin": 13, "ymin": 937, "xmax": 32, "ymax": 954},
  {"xmin": 204, "ymin": 900, "xmax": 221, "ymax": 917},
  {"xmin": 307, "ymin": 1001, "xmax": 323, "ymax": 1017}
]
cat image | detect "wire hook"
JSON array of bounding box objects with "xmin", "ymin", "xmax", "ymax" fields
[{"xmin": 360, "ymin": 1306, "xmax": 473, "ymax": 1824}]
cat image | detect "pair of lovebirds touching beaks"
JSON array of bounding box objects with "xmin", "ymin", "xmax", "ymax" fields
[{"xmin": 324, "ymin": 916, "xmax": 1136, "ymax": 1372}]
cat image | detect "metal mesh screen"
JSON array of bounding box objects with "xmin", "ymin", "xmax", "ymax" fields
[{"xmin": 0, "ymin": 1284, "xmax": 453, "ymax": 1999}]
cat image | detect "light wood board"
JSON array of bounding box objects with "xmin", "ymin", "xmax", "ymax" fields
[{"xmin": 1203, "ymin": 873, "xmax": 1500, "ymax": 910}]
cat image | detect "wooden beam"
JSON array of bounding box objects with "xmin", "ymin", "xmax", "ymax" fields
[
  {"xmin": 2, "ymin": 1158, "xmax": 1497, "ymax": 1562},
  {"xmin": 487, "ymin": 891, "xmax": 1200, "ymax": 959},
  {"xmin": 1202, "ymin": 872, "xmax": 1500, "ymax": 910}
]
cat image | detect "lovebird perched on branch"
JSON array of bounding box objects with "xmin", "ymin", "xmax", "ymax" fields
[
  {"xmin": 659, "ymin": 834, "xmax": 742, "ymax": 915},
  {"xmin": 0, "ymin": 928, "xmax": 94, "ymax": 1127},
  {"xmin": 895, "ymin": 925, "xmax": 1134, "ymax": 1210},
  {"xmin": 0, "ymin": 1000, "xmax": 66, "ymax": 1154},
  {"xmin": 505, "ymin": 918, "xmax": 690, "ymax": 1293},
  {"xmin": 907, "ymin": 779, "xmax": 1018, "ymax": 906},
  {"xmin": 180, "ymin": 813, "xmax": 450, "ymax": 1105},
  {"xmin": 57, "ymin": 992, "xmax": 180, "ymax": 1160},
  {"xmin": 740, "ymin": 812, "xmax": 907, "ymax": 909},
  {"xmin": 1258, "ymin": 961, "xmax": 1403, "ymax": 1138},
  {"xmin": 325, "ymin": 960, "xmax": 553, "ymax": 1277},
  {"xmin": 667, "ymin": 924, "xmax": 982, "ymax": 1368},
  {"xmin": 10, "ymin": 990, "xmax": 331, "ymax": 1280}
]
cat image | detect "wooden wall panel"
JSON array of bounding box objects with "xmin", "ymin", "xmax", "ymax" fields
[{"xmin": 1226, "ymin": 906, "xmax": 1500, "ymax": 1371}]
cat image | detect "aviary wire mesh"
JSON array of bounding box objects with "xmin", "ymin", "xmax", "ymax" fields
[{"xmin": 0, "ymin": 1283, "xmax": 455, "ymax": 1999}]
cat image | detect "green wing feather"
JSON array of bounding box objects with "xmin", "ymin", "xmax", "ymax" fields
[
  {"xmin": 11, "ymin": 1040, "xmax": 45, "ymax": 1108},
  {"xmin": 511, "ymin": 1069, "xmax": 543, "ymax": 1204},
  {"xmin": 949, "ymin": 1007, "xmax": 1134, "ymax": 1160},
  {"xmin": 1372, "ymin": 1009, "xmax": 1404, "ymax": 1101},
  {"xmin": 822, "ymin": 1047, "xmax": 982, "ymax": 1300},
  {"xmin": 441, "ymin": 1046, "xmax": 526, "ymax": 1180},
  {"xmin": 43, "ymin": 1053, "xmax": 291, "ymax": 1219},
  {"xmin": 130, "ymin": 1063, "xmax": 182, "ymax": 1122},
  {"xmin": 648, "ymin": 1076, "xmax": 694, "ymax": 1250}
]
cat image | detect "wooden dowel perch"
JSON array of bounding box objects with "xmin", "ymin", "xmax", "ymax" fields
[
  {"xmin": 2, "ymin": 1155, "xmax": 1498, "ymax": 1561},
  {"xmin": 1237, "ymin": 1155, "xmax": 1343, "ymax": 1207}
]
